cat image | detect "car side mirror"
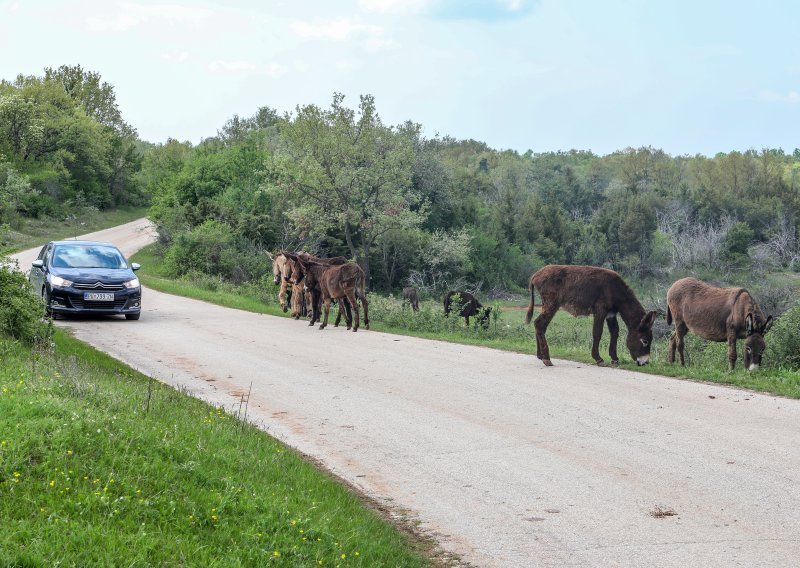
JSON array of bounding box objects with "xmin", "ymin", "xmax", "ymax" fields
[
  {"xmin": 131, "ymin": 263, "xmax": 141, "ymax": 271},
  {"xmin": 31, "ymin": 259, "xmax": 44, "ymax": 269}
]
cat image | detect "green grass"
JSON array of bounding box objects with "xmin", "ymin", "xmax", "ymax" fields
[
  {"xmin": 0, "ymin": 332, "xmax": 431, "ymax": 567},
  {"xmin": 132, "ymin": 243, "xmax": 800, "ymax": 398},
  {"xmin": 1, "ymin": 207, "xmax": 149, "ymax": 255}
]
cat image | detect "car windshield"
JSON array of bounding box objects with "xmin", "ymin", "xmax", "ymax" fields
[{"xmin": 52, "ymin": 245, "xmax": 128, "ymax": 269}]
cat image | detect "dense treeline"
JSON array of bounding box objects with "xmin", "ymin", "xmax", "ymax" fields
[
  {"xmin": 145, "ymin": 93, "xmax": 800, "ymax": 294},
  {"xmin": 0, "ymin": 66, "xmax": 144, "ymax": 226},
  {"xmin": 3, "ymin": 68, "xmax": 799, "ymax": 294}
]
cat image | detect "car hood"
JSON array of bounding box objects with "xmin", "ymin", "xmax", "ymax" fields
[{"xmin": 52, "ymin": 267, "xmax": 136, "ymax": 284}]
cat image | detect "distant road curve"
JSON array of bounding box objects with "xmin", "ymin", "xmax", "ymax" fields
[{"xmin": 11, "ymin": 219, "xmax": 800, "ymax": 567}]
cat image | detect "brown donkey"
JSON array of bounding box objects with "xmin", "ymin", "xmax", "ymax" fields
[
  {"xmin": 525, "ymin": 265, "xmax": 657, "ymax": 367},
  {"xmin": 268, "ymin": 251, "xmax": 314, "ymax": 319},
  {"xmin": 666, "ymin": 277, "xmax": 773, "ymax": 371},
  {"xmin": 288, "ymin": 253, "xmax": 351, "ymax": 327},
  {"xmin": 287, "ymin": 254, "xmax": 369, "ymax": 332}
]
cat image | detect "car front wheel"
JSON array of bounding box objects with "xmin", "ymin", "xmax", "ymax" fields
[{"xmin": 43, "ymin": 287, "xmax": 55, "ymax": 319}]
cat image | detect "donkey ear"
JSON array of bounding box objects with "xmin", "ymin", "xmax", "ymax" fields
[
  {"xmin": 265, "ymin": 251, "xmax": 274, "ymax": 261},
  {"xmin": 745, "ymin": 313, "xmax": 754, "ymax": 335},
  {"xmin": 639, "ymin": 310, "xmax": 657, "ymax": 330},
  {"xmin": 762, "ymin": 315, "xmax": 774, "ymax": 335}
]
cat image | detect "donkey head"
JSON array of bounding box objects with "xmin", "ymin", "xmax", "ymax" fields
[
  {"xmin": 744, "ymin": 313, "xmax": 774, "ymax": 371},
  {"xmin": 625, "ymin": 310, "xmax": 657, "ymax": 366},
  {"xmin": 478, "ymin": 306, "xmax": 492, "ymax": 329},
  {"xmin": 270, "ymin": 252, "xmax": 286, "ymax": 285}
]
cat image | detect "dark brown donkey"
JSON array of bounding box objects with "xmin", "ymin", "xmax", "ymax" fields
[
  {"xmin": 287, "ymin": 254, "xmax": 369, "ymax": 332},
  {"xmin": 286, "ymin": 253, "xmax": 351, "ymax": 326},
  {"xmin": 666, "ymin": 277, "xmax": 774, "ymax": 371},
  {"xmin": 402, "ymin": 287, "xmax": 420, "ymax": 311},
  {"xmin": 443, "ymin": 291, "xmax": 492, "ymax": 328},
  {"xmin": 525, "ymin": 265, "xmax": 657, "ymax": 367}
]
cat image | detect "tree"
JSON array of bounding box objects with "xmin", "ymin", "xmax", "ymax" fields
[{"xmin": 269, "ymin": 93, "xmax": 426, "ymax": 286}]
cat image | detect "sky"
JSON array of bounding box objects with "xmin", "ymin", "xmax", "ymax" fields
[{"xmin": 1, "ymin": 0, "xmax": 798, "ymax": 156}]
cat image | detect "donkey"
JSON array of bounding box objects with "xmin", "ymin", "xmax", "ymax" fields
[
  {"xmin": 285, "ymin": 253, "xmax": 352, "ymax": 327},
  {"xmin": 287, "ymin": 254, "xmax": 369, "ymax": 332},
  {"xmin": 443, "ymin": 291, "xmax": 492, "ymax": 329},
  {"xmin": 402, "ymin": 286, "xmax": 420, "ymax": 311},
  {"xmin": 525, "ymin": 265, "xmax": 656, "ymax": 367},
  {"xmin": 268, "ymin": 251, "xmax": 314, "ymax": 319},
  {"xmin": 666, "ymin": 277, "xmax": 774, "ymax": 371}
]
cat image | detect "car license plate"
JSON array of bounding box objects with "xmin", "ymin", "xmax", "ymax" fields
[{"xmin": 84, "ymin": 292, "xmax": 115, "ymax": 301}]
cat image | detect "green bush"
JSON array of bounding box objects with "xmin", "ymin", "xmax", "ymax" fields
[
  {"xmin": 162, "ymin": 220, "xmax": 269, "ymax": 284},
  {"xmin": 766, "ymin": 302, "xmax": 800, "ymax": 370},
  {"xmin": 0, "ymin": 257, "xmax": 51, "ymax": 344}
]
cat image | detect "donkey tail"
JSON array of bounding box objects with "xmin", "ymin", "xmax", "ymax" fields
[
  {"xmin": 525, "ymin": 281, "xmax": 537, "ymax": 325},
  {"xmin": 666, "ymin": 306, "xmax": 673, "ymax": 326}
]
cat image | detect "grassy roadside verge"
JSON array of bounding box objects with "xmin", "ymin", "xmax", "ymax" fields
[
  {"xmin": 0, "ymin": 331, "xmax": 432, "ymax": 566},
  {"xmin": 132, "ymin": 243, "xmax": 800, "ymax": 399},
  {"xmin": 1, "ymin": 206, "xmax": 149, "ymax": 255}
]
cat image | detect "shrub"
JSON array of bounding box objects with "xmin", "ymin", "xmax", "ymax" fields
[
  {"xmin": 162, "ymin": 220, "xmax": 269, "ymax": 284},
  {"xmin": 0, "ymin": 257, "xmax": 51, "ymax": 344},
  {"xmin": 766, "ymin": 301, "xmax": 800, "ymax": 370}
]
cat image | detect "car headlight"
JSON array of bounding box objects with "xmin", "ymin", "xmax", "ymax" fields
[
  {"xmin": 123, "ymin": 277, "xmax": 140, "ymax": 289},
  {"xmin": 49, "ymin": 275, "xmax": 73, "ymax": 288}
]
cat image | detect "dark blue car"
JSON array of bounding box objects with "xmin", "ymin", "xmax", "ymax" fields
[{"xmin": 29, "ymin": 240, "xmax": 142, "ymax": 320}]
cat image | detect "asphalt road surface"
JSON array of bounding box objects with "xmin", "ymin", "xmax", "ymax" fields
[{"xmin": 12, "ymin": 220, "xmax": 800, "ymax": 567}]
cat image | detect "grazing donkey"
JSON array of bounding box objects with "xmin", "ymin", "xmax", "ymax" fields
[
  {"xmin": 402, "ymin": 286, "xmax": 420, "ymax": 311},
  {"xmin": 287, "ymin": 254, "xmax": 369, "ymax": 332},
  {"xmin": 443, "ymin": 291, "xmax": 492, "ymax": 329},
  {"xmin": 525, "ymin": 265, "xmax": 656, "ymax": 367},
  {"xmin": 666, "ymin": 277, "xmax": 774, "ymax": 371}
]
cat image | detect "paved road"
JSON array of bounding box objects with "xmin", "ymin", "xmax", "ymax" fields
[{"xmin": 12, "ymin": 221, "xmax": 800, "ymax": 567}]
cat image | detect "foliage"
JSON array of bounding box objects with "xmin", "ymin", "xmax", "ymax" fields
[
  {"xmin": 766, "ymin": 302, "xmax": 800, "ymax": 370},
  {"xmin": 161, "ymin": 220, "xmax": 269, "ymax": 284},
  {"xmin": 0, "ymin": 257, "xmax": 50, "ymax": 344},
  {"xmin": 267, "ymin": 94, "xmax": 426, "ymax": 285},
  {"xmin": 0, "ymin": 65, "xmax": 142, "ymax": 215}
]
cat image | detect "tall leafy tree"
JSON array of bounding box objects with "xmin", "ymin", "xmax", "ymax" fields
[{"xmin": 268, "ymin": 93, "xmax": 426, "ymax": 286}]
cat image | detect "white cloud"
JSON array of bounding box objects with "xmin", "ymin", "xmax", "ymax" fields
[
  {"xmin": 85, "ymin": 2, "xmax": 214, "ymax": 32},
  {"xmin": 161, "ymin": 50, "xmax": 189, "ymax": 63},
  {"xmin": 7, "ymin": 2, "xmax": 20, "ymax": 14},
  {"xmin": 758, "ymin": 90, "xmax": 800, "ymax": 103},
  {"xmin": 207, "ymin": 60, "xmax": 285, "ymax": 77},
  {"xmin": 290, "ymin": 18, "xmax": 382, "ymax": 41},
  {"xmin": 290, "ymin": 17, "xmax": 394, "ymax": 51},
  {"xmin": 358, "ymin": 0, "xmax": 432, "ymax": 14}
]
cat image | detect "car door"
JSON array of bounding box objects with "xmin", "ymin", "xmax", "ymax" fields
[{"xmin": 31, "ymin": 243, "xmax": 55, "ymax": 294}]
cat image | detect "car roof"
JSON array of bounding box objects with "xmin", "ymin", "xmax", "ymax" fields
[{"xmin": 50, "ymin": 240, "xmax": 118, "ymax": 247}]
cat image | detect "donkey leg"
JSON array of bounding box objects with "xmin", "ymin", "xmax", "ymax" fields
[
  {"xmin": 320, "ymin": 299, "xmax": 331, "ymax": 330},
  {"xmin": 361, "ymin": 293, "xmax": 369, "ymax": 330},
  {"xmin": 279, "ymin": 281, "xmax": 288, "ymax": 313},
  {"xmin": 667, "ymin": 332, "xmax": 677, "ymax": 364},
  {"xmin": 534, "ymin": 308, "xmax": 556, "ymax": 366},
  {"xmin": 309, "ymin": 291, "xmax": 319, "ymax": 326},
  {"xmin": 606, "ymin": 316, "xmax": 620, "ymax": 364},
  {"xmin": 591, "ymin": 315, "xmax": 606, "ymax": 366},
  {"xmin": 676, "ymin": 325, "xmax": 688, "ymax": 366},
  {"xmin": 727, "ymin": 332, "xmax": 738, "ymax": 370},
  {"xmin": 345, "ymin": 291, "xmax": 360, "ymax": 332}
]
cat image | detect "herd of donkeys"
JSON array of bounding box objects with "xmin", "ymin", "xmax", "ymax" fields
[{"xmin": 268, "ymin": 252, "xmax": 773, "ymax": 372}]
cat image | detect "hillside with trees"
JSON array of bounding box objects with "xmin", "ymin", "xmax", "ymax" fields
[
  {"xmin": 3, "ymin": 68, "xmax": 799, "ymax": 298},
  {"xmin": 144, "ymin": 93, "xmax": 800, "ymax": 300}
]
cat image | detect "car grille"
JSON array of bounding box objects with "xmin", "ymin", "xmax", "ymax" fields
[
  {"xmin": 70, "ymin": 298, "xmax": 129, "ymax": 310},
  {"xmin": 74, "ymin": 282, "xmax": 125, "ymax": 291}
]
